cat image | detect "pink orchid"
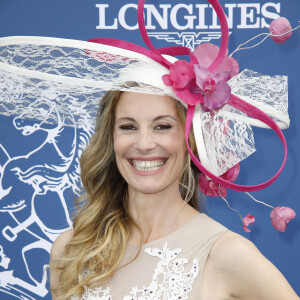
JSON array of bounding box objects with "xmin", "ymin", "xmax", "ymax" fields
[
  {"xmin": 162, "ymin": 60, "xmax": 202, "ymax": 106},
  {"xmin": 243, "ymin": 214, "xmax": 255, "ymax": 233},
  {"xmin": 198, "ymin": 163, "xmax": 240, "ymax": 197},
  {"xmin": 270, "ymin": 206, "xmax": 296, "ymax": 232},
  {"xmin": 162, "ymin": 60, "xmax": 195, "ymax": 89},
  {"xmin": 269, "ymin": 17, "xmax": 293, "ymax": 44},
  {"xmin": 198, "ymin": 175, "xmax": 227, "ymax": 197},
  {"xmin": 162, "ymin": 43, "xmax": 241, "ymax": 108},
  {"xmin": 194, "ymin": 65, "xmax": 231, "ymax": 111},
  {"xmin": 193, "ymin": 43, "xmax": 239, "ymax": 79}
]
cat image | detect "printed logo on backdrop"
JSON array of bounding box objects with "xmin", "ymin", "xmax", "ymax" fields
[
  {"xmin": 0, "ymin": 2, "xmax": 283, "ymax": 300},
  {"xmin": 96, "ymin": 2, "xmax": 281, "ymax": 50},
  {"xmin": 0, "ymin": 95, "xmax": 93, "ymax": 299}
]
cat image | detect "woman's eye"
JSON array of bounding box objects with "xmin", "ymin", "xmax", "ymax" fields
[
  {"xmin": 155, "ymin": 124, "xmax": 172, "ymax": 130},
  {"xmin": 119, "ymin": 124, "xmax": 136, "ymax": 130}
]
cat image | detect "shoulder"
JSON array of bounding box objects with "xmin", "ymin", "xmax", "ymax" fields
[
  {"xmin": 208, "ymin": 230, "xmax": 271, "ymax": 284},
  {"xmin": 50, "ymin": 229, "xmax": 73, "ymax": 298},
  {"xmin": 203, "ymin": 231, "xmax": 299, "ymax": 300},
  {"xmin": 204, "ymin": 231, "xmax": 258, "ymax": 285},
  {"xmin": 50, "ymin": 229, "xmax": 74, "ymax": 299},
  {"xmin": 50, "ymin": 228, "xmax": 73, "ymax": 266},
  {"xmin": 210, "ymin": 230, "xmax": 257, "ymax": 266},
  {"xmin": 194, "ymin": 213, "xmax": 228, "ymax": 233}
]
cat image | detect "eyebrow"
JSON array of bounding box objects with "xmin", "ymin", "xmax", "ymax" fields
[{"xmin": 117, "ymin": 115, "xmax": 177, "ymax": 122}]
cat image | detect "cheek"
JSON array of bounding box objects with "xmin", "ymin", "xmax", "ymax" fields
[
  {"xmin": 113, "ymin": 133, "xmax": 124, "ymax": 155},
  {"xmin": 166, "ymin": 132, "xmax": 186, "ymax": 155},
  {"xmin": 162, "ymin": 136, "xmax": 186, "ymax": 171},
  {"xmin": 176, "ymin": 136, "xmax": 187, "ymax": 167},
  {"xmin": 113, "ymin": 133, "xmax": 132, "ymax": 160},
  {"xmin": 113, "ymin": 136, "xmax": 127, "ymax": 177}
]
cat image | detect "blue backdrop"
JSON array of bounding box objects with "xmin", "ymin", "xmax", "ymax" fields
[{"xmin": 0, "ymin": 0, "xmax": 299, "ymax": 299}]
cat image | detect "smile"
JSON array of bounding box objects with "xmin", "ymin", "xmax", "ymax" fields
[{"xmin": 129, "ymin": 159, "xmax": 167, "ymax": 172}]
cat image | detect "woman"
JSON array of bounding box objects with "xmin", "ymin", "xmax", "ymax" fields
[
  {"xmin": 50, "ymin": 89, "xmax": 299, "ymax": 300},
  {"xmin": 0, "ymin": 0, "xmax": 297, "ymax": 297}
]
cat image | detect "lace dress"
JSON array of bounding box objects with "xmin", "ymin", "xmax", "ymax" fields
[{"xmin": 71, "ymin": 213, "xmax": 227, "ymax": 300}]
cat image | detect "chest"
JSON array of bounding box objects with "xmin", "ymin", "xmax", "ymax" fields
[
  {"xmin": 74, "ymin": 242, "xmax": 203, "ymax": 300},
  {"xmin": 71, "ymin": 214, "xmax": 228, "ymax": 300}
]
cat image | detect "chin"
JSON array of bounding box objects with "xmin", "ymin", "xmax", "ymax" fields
[
  {"xmin": 128, "ymin": 176, "xmax": 178, "ymax": 195},
  {"xmin": 129, "ymin": 182, "xmax": 163, "ymax": 195}
]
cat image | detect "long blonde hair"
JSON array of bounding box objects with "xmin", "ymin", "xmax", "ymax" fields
[{"xmin": 54, "ymin": 90, "xmax": 200, "ymax": 299}]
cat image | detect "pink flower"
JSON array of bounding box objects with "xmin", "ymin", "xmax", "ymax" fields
[
  {"xmin": 193, "ymin": 43, "xmax": 239, "ymax": 79},
  {"xmin": 221, "ymin": 163, "xmax": 240, "ymax": 181},
  {"xmin": 198, "ymin": 175, "xmax": 227, "ymax": 197},
  {"xmin": 270, "ymin": 206, "xmax": 296, "ymax": 232},
  {"xmin": 198, "ymin": 163, "xmax": 240, "ymax": 197},
  {"xmin": 162, "ymin": 43, "xmax": 241, "ymax": 108},
  {"xmin": 162, "ymin": 60, "xmax": 195, "ymax": 89},
  {"xmin": 243, "ymin": 214, "xmax": 255, "ymax": 233},
  {"xmin": 269, "ymin": 17, "xmax": 293, "ymax": 44},
  {"xmin": 162, "ymin": 60, "xmax": 202, "ymax": 106},
  {"xmin": 194, "ymin": 65, "xmax": 231, "ymax": 110}
]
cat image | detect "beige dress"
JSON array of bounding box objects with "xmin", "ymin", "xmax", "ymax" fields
[{"xmin": 73, "ymin": 213, "xmax": 227, "ymax": 300}]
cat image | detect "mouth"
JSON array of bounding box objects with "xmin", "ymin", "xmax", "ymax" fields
[{"xmin": 129, "ymin": 158, "xmax": 167, "ymax": 172}]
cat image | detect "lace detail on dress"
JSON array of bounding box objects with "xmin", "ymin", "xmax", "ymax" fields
[
  {"xmin": 71, "ymin": 243, "xmax": 199, "ymax": 300},
  {"xmin": 71, "ymin": 286, "xmax": 112, "ymax": 300},
  {"xmin": 124, "ymin": 243, "xmax": 199, "ymax": 300}
]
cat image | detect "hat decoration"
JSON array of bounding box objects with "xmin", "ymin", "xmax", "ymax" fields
[{"xmin": 0, "ymin": 0, "xmax": 298, "ymax": 232}]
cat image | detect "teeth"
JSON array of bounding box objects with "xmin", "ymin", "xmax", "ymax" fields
[{"xmin": 132, "ymin": 160, "xmax": 165, "ymax": 171}]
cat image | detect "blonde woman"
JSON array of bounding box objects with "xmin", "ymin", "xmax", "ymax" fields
[
  {"xmin": 0, "ymin": 0, "xmax": 297, "ymax": 298},
  {"xmin": 50, "ymin": 90, "xmax": 299, "ymax": 300}
]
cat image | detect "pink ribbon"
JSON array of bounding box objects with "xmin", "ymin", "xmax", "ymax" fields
[
  {"xmin": 137, "ymin": 0, "xmax": 229, "ymax": 72},
  {"xmin": 89, "ymin": 0, "xmax": 288, "ymax": 193},
  {"xmin": 185, "ymin": 96, "xmax": 287, "ymax": 192},
  {"xmin": 136, "ymin": 0, "xmax": 287, "ymax": 192}
]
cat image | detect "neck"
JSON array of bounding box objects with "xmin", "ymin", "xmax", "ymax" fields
[{"xmin": 127, "ymin": 184, "xmax": 199, "ymax": 244}]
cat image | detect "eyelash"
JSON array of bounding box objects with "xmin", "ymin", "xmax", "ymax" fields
[
  {"xmin": 119, "ymin": 124, "xmax": 136, "ymax": 130},
  {"xmin": 155, "ymin": 124, "xmax": 172, "ymax": 130},
  {"xmin": 119, "ymin": 124, "xmax": 172, "ymax": 131}
]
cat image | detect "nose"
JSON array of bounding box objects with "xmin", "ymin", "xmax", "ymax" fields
[{"xmin": 134, "ymin": 129, "xmax": 156, "ymax": 153}]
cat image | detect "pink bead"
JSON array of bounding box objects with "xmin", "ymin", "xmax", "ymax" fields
[
  {"xmin": 269, "ymin": 17, "xmax": 292, "ymax": 44},
  {"xmin": 270, "ymin": 206, "xmax": 296, "ymax": 232}
]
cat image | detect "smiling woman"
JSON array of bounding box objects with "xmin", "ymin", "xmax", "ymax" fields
[
  {"xmin": 0, "ymin": 0, "xmax": 298, "ymax": 297},
  {"xmin": 50, "ymin": 88, "xmax": 204, "ymax": 299},
  {"xmin": 50, "ymin": 88, "xmax": 299, "ymax": 300},
  {"xmin": 113, "ymin": 92, "xmax": 187, "ymax": 194},
  {"xmin": 14, "ymin": 0, "xmax": 296, "ymax": 298}
]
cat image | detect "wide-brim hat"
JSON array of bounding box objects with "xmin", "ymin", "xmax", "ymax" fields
[{"xmin": 0, "ymin": 0, "xmax": 296, "ymax": 231}]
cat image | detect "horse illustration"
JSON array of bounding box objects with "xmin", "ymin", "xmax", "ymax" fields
[{"xmin": 0, "ymin": 93, "xmax": 94, "ymax": 298}]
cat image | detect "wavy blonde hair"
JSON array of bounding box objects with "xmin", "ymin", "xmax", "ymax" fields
[{"xmin": 53, "ymin": 89, "xmax": 200, "ymax": 299}]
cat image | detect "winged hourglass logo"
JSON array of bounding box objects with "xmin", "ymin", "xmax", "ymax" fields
[
  {"xmin": 96, "ymin": 2, "xmax": 282, "ymax": 51},
  {"xmin": 148, "ymin": 31, "xmax": 224, "ymax": 51}
]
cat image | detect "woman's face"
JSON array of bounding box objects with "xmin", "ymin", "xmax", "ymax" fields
[{"xmin": 113, "ymin": 92, "xmax": 186, "ymax": 195}]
